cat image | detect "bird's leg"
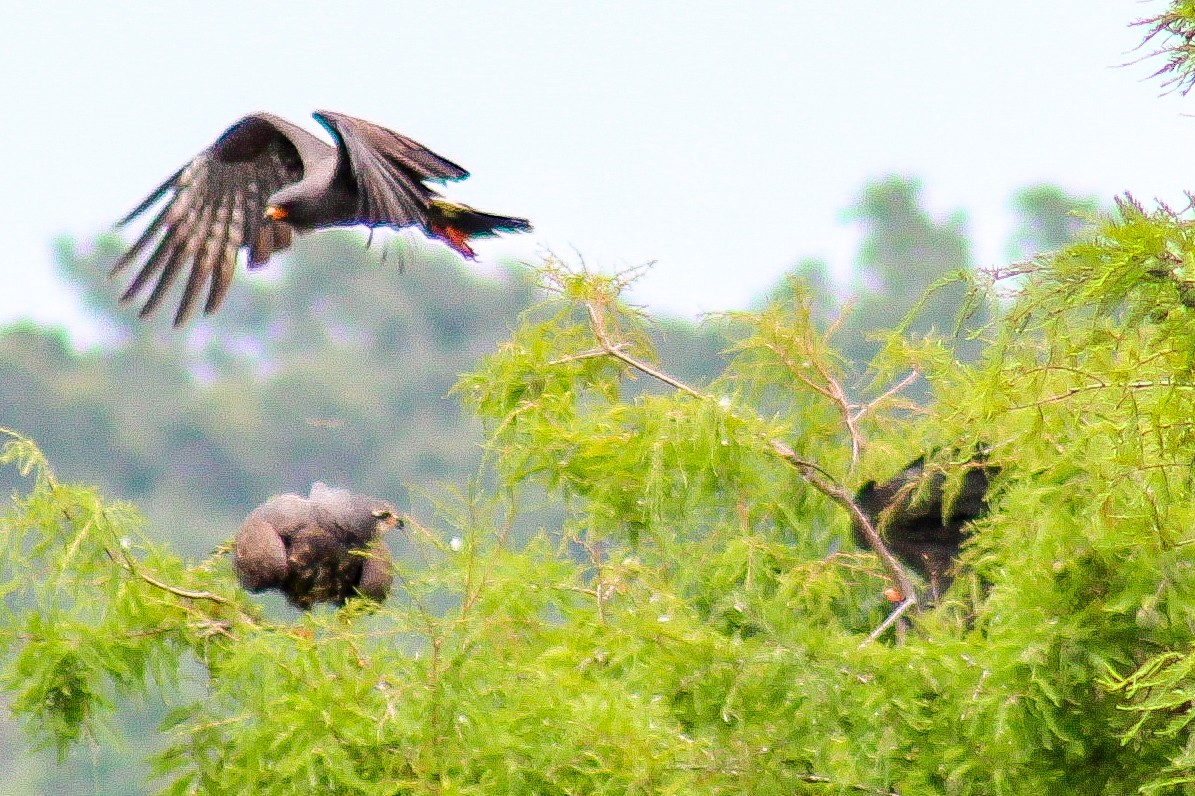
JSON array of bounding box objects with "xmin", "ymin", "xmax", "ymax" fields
[{"xmin": 384, "ymin": 232, "xmax": 409, "ymax": 274}]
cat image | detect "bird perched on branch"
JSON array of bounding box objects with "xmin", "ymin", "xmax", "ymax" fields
[
  {"xmin": 233, "ymin": 482, "xmax": 401, "ymax": 610},
  {"xmin": 112, "ymin": 111, "xmax": 532, "ymax": 325},
  {"xmin": 854, "ymin": 456, "xmax": 997, "ymax": 601}
]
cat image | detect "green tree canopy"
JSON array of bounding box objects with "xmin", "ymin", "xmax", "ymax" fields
[{"xmin": 8, "ymin": 181, "xmax": 1195, "ymax": 792}]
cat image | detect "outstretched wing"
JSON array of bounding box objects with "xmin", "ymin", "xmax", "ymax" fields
[
  {"xmin": 112, "ymin": 114, "xmax": 323, "ymax": 326},
  {"xmin": 313, "ymin": 110, "xmax": 468, "ymax": 230}
]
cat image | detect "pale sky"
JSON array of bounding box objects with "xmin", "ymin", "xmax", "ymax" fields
[{"xmin": 1, "ymin": 2, "xmax": 1188, "ymax": 344}]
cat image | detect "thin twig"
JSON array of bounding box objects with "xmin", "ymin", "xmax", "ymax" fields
[
  {"xmin": 547, "ymin": 345, "xmax": 627, "ymax": 366},
  {"xmin": 387, "ymin": 515, "xmax": 445, "ymax": 625},
  {"xmin": 851, "ymin": 370, "xmax": 920, "ymax": 425},
  {"xmin": 580, "ymin": 533, "xmax": 611, "ymax": 622},
  {"xmin": 770, "ymin": 440, "xmax": 919, "ymax": 610},
  {"xmin": 794, "ymin": 773, "xmax": 902, "ymax": 796},
  {"xmin": 585, "ymin": 301, "xmax": 706, "ymax": 399},
  {"xmin": 107, "ymin": 546, "xmax": 237, "ymax": 607},
  {"xmin": 1008, "ymin": 379, "xmax": 1195, "ymax": 410},
  {"xmin": 461, "ymin": 493, "xmax": 520, "ymax": 616},
  {"xmin": 754, "ymin": 331, "xmax": 918, "ymax": 470},
  {"xmin": 673, "ymin": 765, "xmax": 898, "ymax": 795},
  {"xmin": 859, "ymin": 597, "xmax": 916, "ymax": 648}
]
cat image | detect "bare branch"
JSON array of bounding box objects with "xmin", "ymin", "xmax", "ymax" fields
[
  {"xmin": 859, "ymin": 597, "xmax": 917, "ymax": 648},
  {"xmin": 852, "ymin": 370, "xmax": 920, "ymax": 425},
  {"xmin": 770, "ymin": 439, "xmax": 919, "ymax": 610},
  {"xmin": 584, "ymin": 300, "xmax": 707, "ymax": 400},
  {"xmin": 547, "ymin": 346, "xmax": 626, "ymax": 366},
  {"xmin": 751, "ymin": 321, "xmax": 916, "ymax": 469},
  {"xmin": 756, "ymin": 338, "xmax": 838, "ymax": 402},
  {"xmin": 107, "ymin": 546, "xmax": 238, "ymax": 608},
  {"xmin": 1008, "ymin": 379, "xmax": 1195, "ymax": 410}
]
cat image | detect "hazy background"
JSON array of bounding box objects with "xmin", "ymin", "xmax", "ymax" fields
[{"xmin": 1, "ymin": 1, "xmax": 1188, "ymax": 343}]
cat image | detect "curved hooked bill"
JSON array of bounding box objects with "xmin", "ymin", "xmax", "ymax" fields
[{"xmin": 264, "ymin": 205, "xmax": 287, "ymax": 220}]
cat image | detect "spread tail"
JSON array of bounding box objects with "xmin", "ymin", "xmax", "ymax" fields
[{"xmin": 427, "ymin": 200, "xmax": 532, "ymax": 258}]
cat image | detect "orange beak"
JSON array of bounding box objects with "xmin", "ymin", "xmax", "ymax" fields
[{"xmin": 264, "ymin": 205, "xmax": 287, "ymax": 221}]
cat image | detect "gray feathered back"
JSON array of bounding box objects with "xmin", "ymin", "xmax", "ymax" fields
[{"xmin": 233, "ymin": 482, "xmax": 399, "ymax": 609}]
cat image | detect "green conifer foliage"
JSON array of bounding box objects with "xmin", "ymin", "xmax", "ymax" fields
[{"xmin": 10, "ymin": 186, "xmax": 1195, "ymax": 793}]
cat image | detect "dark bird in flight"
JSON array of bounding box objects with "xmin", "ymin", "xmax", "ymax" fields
[
  {"xmin": 112, "ymin": 111, "xmax": 532, "ymax": 326},
  {"xmin": 233, "ymin": 482, "xmax": 401, "ymax": 610},
  {"xmin": 854, "ymin": 455, "xmax": 997, "ymax": 601}
]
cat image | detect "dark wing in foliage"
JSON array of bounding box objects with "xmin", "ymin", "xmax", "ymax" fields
[
  {"xmin": 111, "ymin": 114, "xmax": 325, "ymax": 326},
  {"xmin": 855, "ymin": 457, "xmax": 997, "ymax": 600},
  {"xmin": 313, "ymin": 110, "xmax": 468, "ymax": 229}
]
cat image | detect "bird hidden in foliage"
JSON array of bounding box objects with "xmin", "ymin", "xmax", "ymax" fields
[
  {"xmin": 854, "ymin": 456, "xmax": 997, "ymax": 601},
  {"xmin": 112, "ymin": 111, "xmax": 532, "ymax": 325}
]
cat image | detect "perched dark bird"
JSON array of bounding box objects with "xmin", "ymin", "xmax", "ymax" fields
[
  {"xmin": 233, "ymin": 482, "xmax": 401, "ymax": 610},
  {"xmin": 854, "ymin": 456, "xmax": 997, "ymax": 601},
  {"xmin": 112, "ymin": 111, "xmax": 532, "ymax": 325}
]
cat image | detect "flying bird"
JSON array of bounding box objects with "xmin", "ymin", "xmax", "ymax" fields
[
  {"xmin": 233, "ymin": 482, "xmax": 401, "ymax": 610},
  {"xmin": 111, "ymin": 111, "xmax": 532, "ymax": 325}
]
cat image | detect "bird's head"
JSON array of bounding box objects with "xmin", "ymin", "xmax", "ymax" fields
[
  {"xmin": 371, "ymin": 501, "xmax": 403, "ymax": 532},
  {"xmin": 264, "ymin": 182, "xmax": 310, "ymax": 224}
]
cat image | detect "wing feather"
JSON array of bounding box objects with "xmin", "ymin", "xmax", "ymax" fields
[
  {"xmin": 174, "ymin": 186, "xmax": 228, "ymax": 326},
  {"xmin": 110, "ymin": 210, "xmax": 169, "ymax": 277},
  {"xmin": 120, "ymin": 234, "xmax": 176, "ymax": 304},
  {"xmin": 203, "ymin": 182, "xmax": 253, "ymax": 315},
  {"xmin": 204, "ymin": 243, "xmax": 235, "ymax": 316},
  {"xmin": 121, "ymin": 191, "xmax": 202, "ymax": 305},
  {"xmin": 313, "ymin": 110, "xmax": 451, "ymax": 229},
  {"xmin": 209, "ymin": 192, "xmax": 247, "ymax": 318},
  {"xmin": 116, "ymin": 164, "xmax": 187, "ymax": 227},
  {"xmin": 114, "ymin": 114, "xmax": 315, "ymax": 325},
  {"xmin": 136, "ymin": 236, "xmax": 191, "ymax": 318},
  {"xmin": 244, "ymin": 154, "xmax": 295, "ymax": 268},
  {"xmin": 194, "ymin": 200, "xmax": 230, "ymax": 317},
  {"xmin": 140, "ymin": 175, "xmax": 223, "ymax": 318},
  {"xmin": 314, "ymin": 110, "xmax": 468, "ymax": 182}
]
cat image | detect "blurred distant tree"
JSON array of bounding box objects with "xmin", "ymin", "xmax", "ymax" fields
[
  {"xmin": 840, "ymin": 176, "xmax": 987, "ymax": 366},
  {"xmin": 767, "ymin": 180, "xmax": 1097, "ymax": 391},
  {"xmin": 1006, "ymin": 184, "xmax": 1099, "ymax": 261},
  {"xmin": 763, "ymin": 177, "xmax": 991, "ymax": 395}
]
